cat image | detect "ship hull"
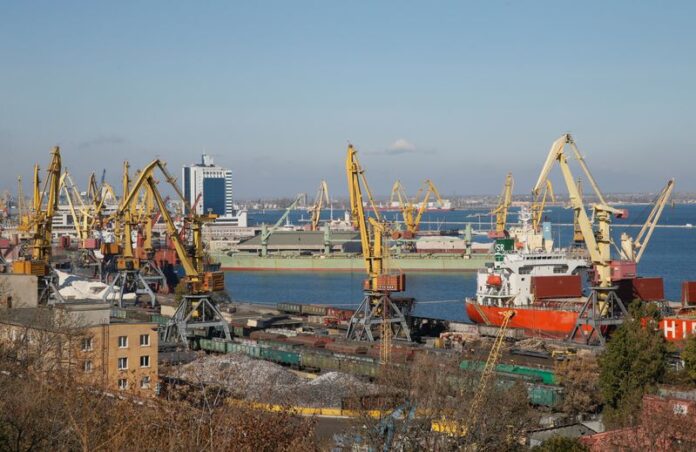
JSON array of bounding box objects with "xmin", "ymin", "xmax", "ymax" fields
[
  {"xmin": 466, "ymin": 300, "xmax": 696, "ymax": 343},
  {"xmin": 215, "ymin": 252, "xmax": 492, "ymax": 272},
  {"xmin": 465, "ymin": 301, "xmax": 580, "ymax": 338}
]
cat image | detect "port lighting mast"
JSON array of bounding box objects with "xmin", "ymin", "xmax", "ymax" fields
[
  {"xmin": 121, "ymin": 159, "xmax": 230, "ymax": 346},
  {"xmin": 12, "ymin": 147, "xmax": 65, "ymax": 304},
  {"xmin": 345, "ymin": 144, "xmax": 412, "ymax": 358}
]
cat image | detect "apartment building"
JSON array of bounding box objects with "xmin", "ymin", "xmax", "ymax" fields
[{"xmin": 0, "ymin": 303, "xmax": 159, "ymax": 397}]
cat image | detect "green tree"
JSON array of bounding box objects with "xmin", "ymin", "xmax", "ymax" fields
[
  {"xmin": 598, "ymin": 302, "xmax": 668, "ymax": 428},
  {"xmin": 682, "ymin": 334, "xmax": 696, "ymax": 383},
  {"xmin": 531, "ymin": 435, "xmax": 588, "ymax": 452}
]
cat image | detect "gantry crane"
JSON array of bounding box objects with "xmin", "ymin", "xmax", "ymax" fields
[
  {"xmin": 12, "ymin": 147, "xmax": 65, "ymax": 304},
  {"xmin": 489, "ymin": 172, "xmax": 514, "ymax": 238},
  {"xmin": 121, "ymin": 159, "xmax": 230, "ymax": 346},
  {"xmin": 345, "ymin": 145, "xmax": 411, "ymax": 358},
  {"xmin": 309, "ymin": 180, "xmax": 329, "ymax": 231}
]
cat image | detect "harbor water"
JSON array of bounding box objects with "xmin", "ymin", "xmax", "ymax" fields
[{"xmin": 225, "ymin": 204, "xmax": 696, "ymax": 322}]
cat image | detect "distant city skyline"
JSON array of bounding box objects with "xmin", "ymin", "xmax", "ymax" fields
[{"xmin": 1, "ymin": 1, "xmax": 694, "ymax": 198}]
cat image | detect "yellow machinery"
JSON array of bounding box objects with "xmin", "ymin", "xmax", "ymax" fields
[
  {"xmin": 489, "ymin": 172, "xmax": 514, "ymax": 238},
  {"xmin": 620, "ymin": 179, "xmax": 675, "ymax": 264},
  {"xmin": 531, "ymin": 179, "xmax": 555, "ymax": 233},
  {"xmin": 345, "ymin": 145, "xmax": 412, "ymax": 359},
  {"xmin": 119, "ymin": 159, "xmax": 230, "ymax": 345},
  {"xmin": 432, "ymin": 310, "xmax": 515, "ymax": 438},
  {"xmin": 309, "ymin": 180, "xmax": 329, "ymax": 231},
  {"xmin": 390, "ymin": 179, "xmax": 448, "ymax": 235},
  {"xmin": 534, "ymin": 134, "xmax": 636, "ymax": 344},
  {"xmin": 12, "ymin": 147, "xmax": 65, "ymax": 304},
  {"xmin": 100, "ymin": 162, "xmax": 167, "ymax": 307}
]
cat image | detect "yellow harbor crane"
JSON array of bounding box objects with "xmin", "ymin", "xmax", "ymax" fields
[
  {"xmin": 12, "ymin": 147, "xmax": 65, "ymax": 304},
  {"xmin": 533, "ymin": 134, "xmax": 672, "ymax": 344},
  {"xmin": 309, "ymin": 180, "xmax": 329, "ymax": 231},
  {"xmin": 345, "ymin": 145, "xmax": 411, "ymax": 361},
  {"xmin": 390, "ymin": 179, "xmax": 448, "ymax": 235},
  {"xmin": 121, "ymin": 159, "xmax": 230, "ymax": 345},
  {"xmin": 101, "ymin": 161, "xmax": 167, "ymax": 307},
  {"xmin": 489, "ymin": 172, "xmax": 514, "ymax": 238}
]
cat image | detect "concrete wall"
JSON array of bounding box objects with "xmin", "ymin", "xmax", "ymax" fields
[{"xmin": 0, "ymin": 274, "xmax": 38, "ymax": 308}]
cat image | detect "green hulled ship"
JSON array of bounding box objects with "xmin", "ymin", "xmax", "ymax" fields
[{"xmin": 212, "ymin": 229, "xmax": 493, "ymax": 272}]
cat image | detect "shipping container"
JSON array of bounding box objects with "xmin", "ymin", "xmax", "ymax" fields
[
  {"xmin": 327, "ymin": 308, "xmax": 354, "ymax": 321},
  {"xmin": 0, "ymin": 239, "xmax": 10, "ymax": 249},
  {"xmin": 682, "ymin": 281, "xmax": 696, "ymax": 305},
  {"xmin": 633, "ymin": 277, "xmax": 665, "ymax": 301},
  {"xmin": 610, "ymin": 260, "xmax": 637, "ymax": 281},
  {"xmin": 531, "ymin": 275, "xmax": 582, "ymax": 299}
]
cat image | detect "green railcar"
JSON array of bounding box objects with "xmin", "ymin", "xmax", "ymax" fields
[
  {"xmin": 300, "ymin": 304, "xmax": 327, "ymax": 316},
  {"xmin": 199, "ymin": 338, "xmax": 213, "ymax": 351},
  {"xmin": 301, "ymin": 350, "xmax": 341, "ymax": 372},
  {"xmin": 460, "ymin": 360, "xmax": 556, "ymax": 385},
  {"xmin": 209, "ymin": 339, "xmax": 228, "ymax": 353},
  {"xmin": 527, "ymin": 384, "xmax": 562, "ymax": 407},
  {"xmin": 150, "ymin": 314, "xmax": 171, "ymax": 326},
  {"xmin": 277, "ymin": 302, "xmax": 302, "ymax": 314},
  {"xmin": 226, "ymin": 342, "xmax": 262, "ymax": 358},
  {"xmin": 260, "ymin": 347, "xmax": 300, "ymax": 366},
  {"xmin": 338, "ymin": 356, "xmax": 378, "ymax": 378}
]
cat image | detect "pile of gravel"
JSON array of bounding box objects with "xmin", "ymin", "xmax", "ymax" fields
[{"xmin": 172, "ymin": 354, "xmax": 377, "ymax": 407}]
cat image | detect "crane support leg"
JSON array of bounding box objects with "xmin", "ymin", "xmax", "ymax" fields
[
  {"xmin": 42, "ymin": 270, "xmax": 65, "ymax": 305},
  {"xmin": 102, "ymin": 270, "xmax": 157, "ymax": 308},
  {"xmin": 163, "ymin": 294, "xmax": 231, "ymax": 347},
  {"xmin": 346, "ymin": 293, "xmax": 412, "ymax": 343},
  {"xmin": 567, "ymin": 287, "xmax": 629, "ymax": 346}
]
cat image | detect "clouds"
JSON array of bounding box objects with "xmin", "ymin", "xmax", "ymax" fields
[{"xmin": 366, "ymin": 138, "xmax": 434, "ymax": 156}]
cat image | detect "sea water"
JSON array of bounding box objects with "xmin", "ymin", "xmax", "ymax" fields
[{"xmin": 225, "ymin": 204, "xmax": 696, "ymax": 322}]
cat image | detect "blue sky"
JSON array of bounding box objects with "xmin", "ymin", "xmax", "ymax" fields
[{"xmin": 1, "ymin": 1, "xmax": 694, "ymax": 198}]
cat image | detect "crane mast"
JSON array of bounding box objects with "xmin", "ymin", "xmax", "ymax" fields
[
  {"xmin": 309, "ymin": 180, "xmax": 329, "ymax": 231},
  {"xmin": 489, "ymin": 172, "xmax": 513, "ymax": 238},
  {"xmin": 119, "ymin": 159, "xmax": 230, "ymax": 345},
  {"xmin": 345, "ymin": 145, "xmax": 412, "ymax": 356},
  {"xmin": 12, "ymin": 147, "xmax": 65, "ymax": 304}
]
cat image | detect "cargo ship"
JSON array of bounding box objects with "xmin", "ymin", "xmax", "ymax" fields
[
  {"xmin": 465, "ymin": 248, "xmax": 592, "ymax": 338},
  {"xmin": 465, "ymin": 245, "xmax": 696, "ymax": 342},
  {"xmin": 213, "ymin": 229, "xmax": 493, "ymax": 272}
]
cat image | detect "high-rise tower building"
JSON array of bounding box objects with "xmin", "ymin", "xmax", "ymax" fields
[{"xmin": 182, "ymin": 154, "xmax": 233, "ymax": 216}]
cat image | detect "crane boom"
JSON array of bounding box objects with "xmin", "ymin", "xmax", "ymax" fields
[
  {"xmin": 490, "ymin": 172, "xmax": 513, "ymax": 234},
  {"xmin": 309, "ymin": 180, "xmax": 329, "ymax": 231},
  {"xmin": 621, "ymin": 179, "xmax": 675, "ymax": 263}
]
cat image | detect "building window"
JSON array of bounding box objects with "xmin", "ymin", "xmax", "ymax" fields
[
  {"xmin": 140, "ymin": 334, "xmax": 150, "ymax": 346},
  {"xmin": 118, "ymin": 357, "xmax": 128, "ymax": 370},
  {"xmin": 81, "ymin": 337, "xmax": 93, "ymax": 351},
  {"xmin": 140, "ymin": 376, "xmax": 151, "ymax": 389},
  {"xmin": 140, "ymin": 355, "xmax": 150, "ymax": 368},
  {"xmin": 83, "ymin": 360, "xmax": 93, "ymax": 372},
  {"xmin": 118, "ymin": 379, "xmax": 128, "ymax": 390},
  {"xmin": 118, "ymin": 336, "xmax": 128, "ymax": 348}
]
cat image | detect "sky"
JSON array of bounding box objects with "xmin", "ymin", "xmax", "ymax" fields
[{"xmin": 0, "ymin": 1, "xmax": 694, "ymax": 199}]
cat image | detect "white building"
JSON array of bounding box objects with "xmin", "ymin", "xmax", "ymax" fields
[{"xmin": 181, "ymin": 154, "xmax": 247, "ymax": 227}]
